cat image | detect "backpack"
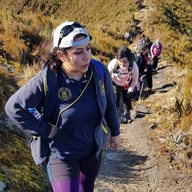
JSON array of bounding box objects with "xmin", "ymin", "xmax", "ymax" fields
[
  {"xmin": 135, "ymin": 53, "xmax": 149, "ymax": 75},
  {"xmin": 42, "ymin": 59, "xmax": 105, "ymax": 95},
  {"xmin": 136, "ymin": 38, "xmax": 146, "ymax": 52},
  {"xmin": 42, "ymin": 59, "xmax": 106, "ymax": 126},
  {"xmin": 135, "ymin": 53, "xmax": 142, "ymax": 69},
  {"xmin": 28, "ymin": 59, "xmax": 108, "ymax": 166}
]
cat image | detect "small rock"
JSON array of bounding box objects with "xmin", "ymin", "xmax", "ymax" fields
[
  {"xmin": 173, "ymin": 131, "xmax": 188, "ymax": 146},
  {"xmin": 96, "ymin": 189, "xmax": 113, "ymax": 192},
  {"xmin": 187, "ymin": 151, "xmax": 192, "ymax": 159},
  {"xmin": 148, "ymin": 123, "xmax": 157, "ymax": 129},
  {"xmin": 105, "ymin": 152, "xmax": 121, "ymax": 161}
]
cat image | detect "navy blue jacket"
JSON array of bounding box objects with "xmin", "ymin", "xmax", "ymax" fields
[{"xmin": 5, "ymin": 59, "xmax": 120, "ymax": 159}]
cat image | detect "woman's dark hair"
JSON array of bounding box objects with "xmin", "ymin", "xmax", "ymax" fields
[
  {"xmin": 43, "ymin": 47, "xmax": 68, "ymax": 74},
  {"xmin": 116, "ymin": 46, "xmax": 132, "ymax": 61}
]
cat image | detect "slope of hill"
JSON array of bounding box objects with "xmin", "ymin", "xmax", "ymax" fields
[
  {"xmin": 96, "ymin": 60, "xmax": 192, "ymax": 192},
  {"xmin": 95, "ymin": 2, "xmax": 192, "ymax": 190},
  {"xmin": 0, "ymin": 0, "xmax": 191, "ymax": 191}
]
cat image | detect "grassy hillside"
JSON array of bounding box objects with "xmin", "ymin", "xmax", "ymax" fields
[
  {"xmin": 0, "ymin": 127, "xmax": 51, "ymax": 191},
  {"xmin": 0, "ymin": 0, "xmax": 138, "ymax": 64},
  {"xmin": 0, "ymin": 0, "xmax": 191, "ymax": 191}
]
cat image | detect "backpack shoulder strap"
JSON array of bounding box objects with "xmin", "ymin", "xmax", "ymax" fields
[
  {"xmin": 90, "ymin": 59, "xmax": 109, "ymax": 134},
  {"xmin": 128, "ymin": 61, "xmax": 133, "ymax": 72},
  {"xmin": 138, "ymin": 55, "xmax": 142, "ymax": 64},
  {"xmin": 40, "ymin": 67, "xmax": 58, "ymax": 122},
  {"xmin": 40, "ymin": 67, "xmax": 50, "ymax": 97},
  {"xmin": 128, "ymin": 53, "xmax": 135, "ymax": 72},
  {"xmin": 91, "ymin": 59, "xmax": 104, "ymax": 80}
]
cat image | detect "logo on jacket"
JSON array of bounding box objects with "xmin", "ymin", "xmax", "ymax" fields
[
  {"xmin": 99, "ymin": 79, "xmax": 105, "ymax": 96},
  {"xmin": 58, "ymin": 87, "xmax": 72, "ymax": 101}
]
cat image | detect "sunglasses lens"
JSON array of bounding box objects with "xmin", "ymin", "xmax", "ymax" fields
[
  {"xmin": 57, "ymin": 22, "xmax": 85, "ymax": 47},
  {"xmin": 60, "ymin": 25, "xmax": 73, "ymax": 37},
  {"xmin": 73, "ymin": 22, "xmax": 83, "ymax": 28}
]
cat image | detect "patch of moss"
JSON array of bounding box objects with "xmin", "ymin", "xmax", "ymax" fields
[{"xmin": 0, "ymin": 127, "xmax": 51, "ymax": 191}]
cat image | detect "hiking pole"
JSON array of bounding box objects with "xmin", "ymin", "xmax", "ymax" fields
[
  {"xmin": 131, "ymin": 74, "xmax": 146, "ymax": 120},
  {"xmin": 138, "ymin": 74, "xmax": 145, "ymax": 101}
]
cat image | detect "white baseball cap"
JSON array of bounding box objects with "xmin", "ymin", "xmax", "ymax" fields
[{"xmin": 52, "ymin": 21, "xmax": 91, "ymax": 49}]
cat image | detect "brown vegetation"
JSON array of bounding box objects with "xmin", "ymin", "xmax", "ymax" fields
[{"xmin": 0, "ymin": 0, "xmax": 191, "ymax": 191}]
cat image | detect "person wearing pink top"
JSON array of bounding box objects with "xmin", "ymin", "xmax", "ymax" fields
[
  {"xmin": 108, "ymin": 46, "xmax": 139, "ymax": 123},
  {"xmin": 150, "ymin": 39, "xmax": 163, "ymax": 70}
]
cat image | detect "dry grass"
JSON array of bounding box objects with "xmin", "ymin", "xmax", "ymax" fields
[
  {"xmin": 146, "ymin": 62, "xmax": 192, "ymax": 172},
  {"xmin": 17, "ymin": 63, "xmax": 41, "ymax": 87},
  {"xmin": 0, "ymin": 0, "xmax": 191, "ymax": 191},
  {"xmin": 140, "ymin": 0, "xmax": 191, "ymax": 65},
  {"xmin": 0, "ymin": 126, "xmax": 50, "ymax": 191}
]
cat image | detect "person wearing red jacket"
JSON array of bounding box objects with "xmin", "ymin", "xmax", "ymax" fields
[{"xmin": 150, "ymin": 39, "xmax": 163, "ymax": 70}]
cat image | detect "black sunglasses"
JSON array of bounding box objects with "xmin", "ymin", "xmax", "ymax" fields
[{"xmin": 57, "ymin": 22, "xmax": 84, "ymax": 47}]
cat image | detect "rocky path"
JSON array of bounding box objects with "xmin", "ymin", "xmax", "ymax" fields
[
  {"xmin": 95, "ymin": 61, "xmax": 192, "ymax": 192},
  {"xmin": 95, "ymin": 0, "xmax": 192, "ymax": 191}
]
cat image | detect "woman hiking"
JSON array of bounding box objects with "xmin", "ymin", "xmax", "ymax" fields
[
  {"xmin": 5, "ymin": 21, "xmax": 121, "ymax": 192},
  {"xmin": 108, "ymin": 46, "xmax": 139, "ymax": 123}
]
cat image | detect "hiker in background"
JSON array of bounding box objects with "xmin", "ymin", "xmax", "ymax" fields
[
  {"xmin": 135, "ymin": 41, "xmax": 153, "ymax": 93},
  {"xmin": 108, "ymin": 46, "xmax": 139, "ymax": 123},
  {"xmin": 150, "ymin": 39, "xmax": 163, "ymax": 70},
  {"xmin": 137, "ymin": 0, "xmax": 143, "ymax": 9},
  {"xmin": 136, "ymin": 34, "xmax": 146, "ymax": 51},
  {"xmin": 4, "ymin": 21, "xmax": 121, "ymax": 192},
  {"xmin": 124, "ymin": 30, "xmax": 133, "ymax": 44},
  {"xmin": 146, "ymin": 37, "xmax": 152, "ymax": 50}
]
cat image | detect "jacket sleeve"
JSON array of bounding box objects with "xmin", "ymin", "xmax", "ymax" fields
[
  {"xmin": 4, "ymin": 70, "xmax": 52, "ymax": 138},
  {"xmin": 103, "ymin": 65, "xmax": 120, "ymax": 136}
]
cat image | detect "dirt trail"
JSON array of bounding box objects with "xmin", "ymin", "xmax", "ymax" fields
[
  {"xmin": 94, "ymin": 1, "xmax": 192, "ymax": 191},
  {"xmin": 95, "ymin": 61, "xmax": 192, "ymax": 192}
]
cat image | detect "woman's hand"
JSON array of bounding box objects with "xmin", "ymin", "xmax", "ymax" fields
[
  {"xmin": 127, "ymin": 87, "xmax": 133, "ymax": 93},
  {"xmin": 110, "ymin": 135, "xmax": 121, "ymax": 150}
]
